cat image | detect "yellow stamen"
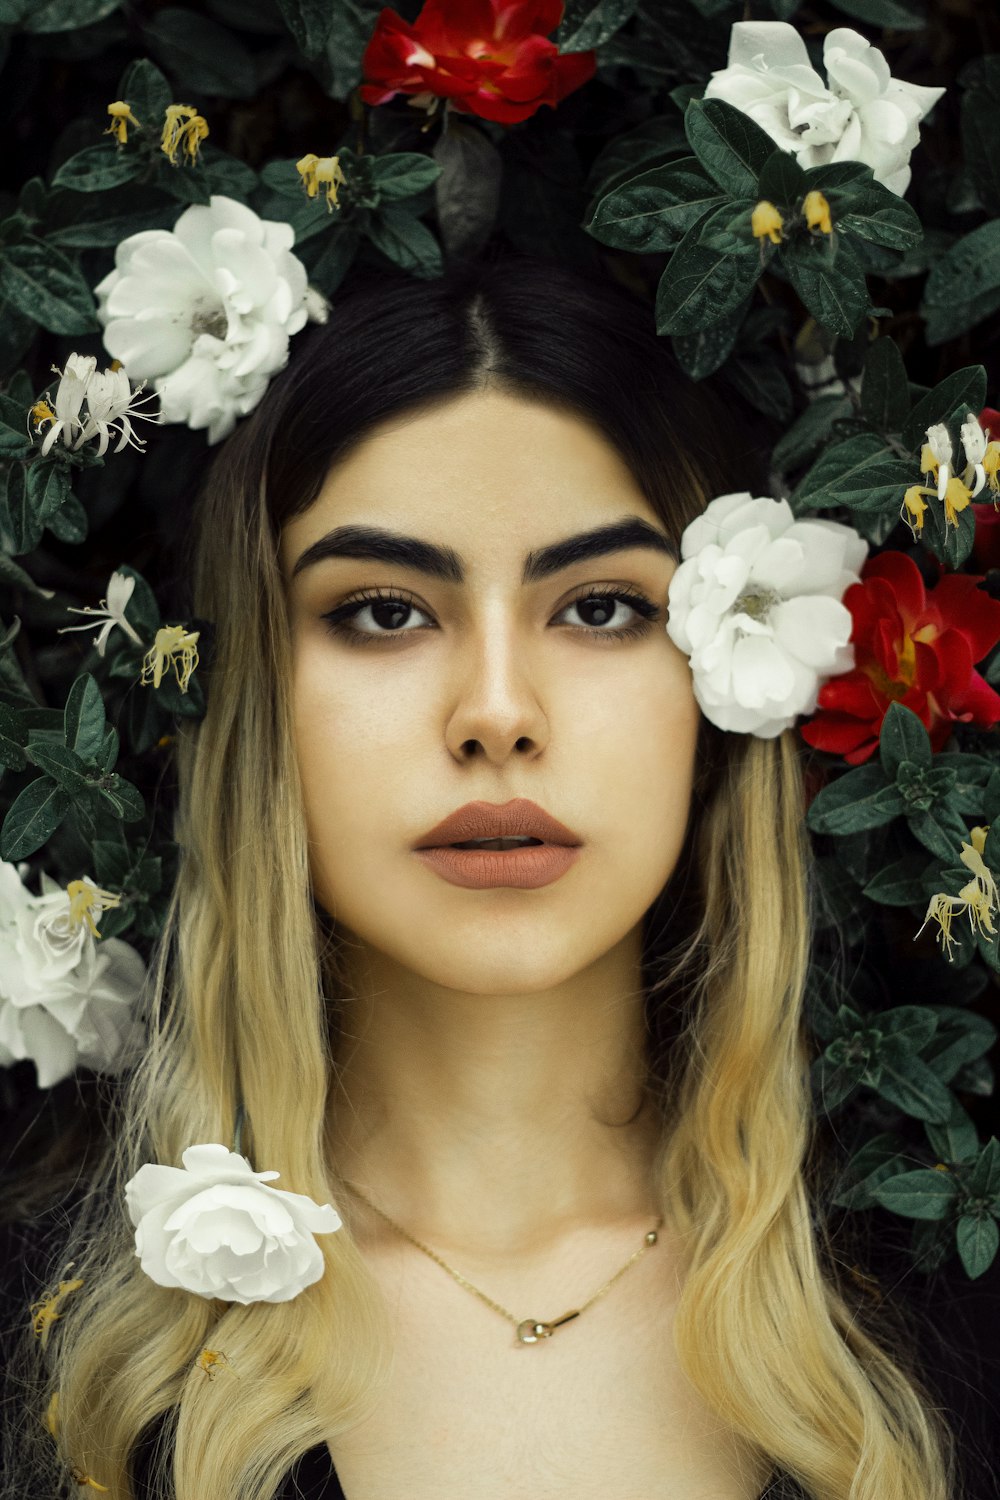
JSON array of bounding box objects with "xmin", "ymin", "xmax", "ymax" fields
[
  {"xmin": 803, "ymin": 190, "xmax": 833, "ymax": 235},
  {"xmin": 70, "ymin": 1467, "xmax": 109, "ymax": 1491},
  {"xmin": 900, "ymin": 483, "xmax": 932, "ymax": 539},
  {"xmin": 44, "ymin": 1391, "xmax": 59, "ymax": 1438},
  {"xmin": 66, "ymin": 879, "xmax": 122, "ymax": 940},
  {"xmin": 296, "ymin": 153, "xmax": 347, "ymax": 213},
  {"xmin": 942, "ymin": 473, "xmax": 973, "ymax": 528},
  {"xmin": 751, "ymin": 199, "xmax": 783, "ymax": 245},
  {"xmin": 196, "ymin": 1347, "xmax": 238, "ymax": 1381},
  {"xmin": 918, "ymin": 825, "xmax": 997, "ymax": 958},
  {"xmin": 161, "ymin": 103, "xmax": 210, "ymax": 167},
  {"xmin": 105, "ymin": 100, "xmax": 141, "ymax": 147},
  {"xmin": 140, "ymin": 624, "xmax": 200, "ymax": 693},
  {"xmin": 30, "ymin": 1278, "xmax": 84, "ymax": 1349},
  {"xmin": 30, "ymin": 399, "xmax": 56, "ymax": 435}
]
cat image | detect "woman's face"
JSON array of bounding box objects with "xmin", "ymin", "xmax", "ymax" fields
[{"xmin": 278, "ymin": 389, "xmax": 701, "ymax": 997}]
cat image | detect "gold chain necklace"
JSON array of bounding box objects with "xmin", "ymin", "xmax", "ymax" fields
[{"xmin": 342, "ymin": 1180, "xmax": 664, "ymax": 1345}]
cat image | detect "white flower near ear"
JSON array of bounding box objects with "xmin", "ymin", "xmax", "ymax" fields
[
  {"xmin": 666, "ymin": 492, "xmax": 868, "ymax": 737},
  {"xmin": 124, "ymin": 1144, "xmax": 342, "ymax": 1304},
  {"xmin": 704, "ymin": 22, "xmax": 944, "ymax": 195},
  {"xmin": 94, "ymin": 195, "xmax": 329, "ymax": 446},
  {"xmin": 0, "ymin": 864, "xmax": 147, "ymax": 1088}
]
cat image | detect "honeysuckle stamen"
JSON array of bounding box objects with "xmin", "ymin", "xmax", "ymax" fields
[
  {"xmin": 66, "ymin": 878, "xmax": 123, "ymax": 940},
  {"xmin": 161, "ymin": 103, "xmax": 209, "ymax": 167},
  {"xmin": 29, "ymin": 1278, "xmax": 84, "ymax": 1349},
  {"xmin": 140, "ymin": 624, "xmax": 201, "ymax": 693},
  {"xmin": 296, "ymin": 153, "xmax": 347, "ymax": 212},
  {"xmin": 751, "ymin": 199, "xmax": 784, "ymax": 244},
  {"xmin": 803, "ymin": 190, "xmax": 833, "ymax": 234},
  {"xmin": 105, "ymin": 100, "xmax": 141, "ymax": 147},
  {"xmin": 58, "ymin": 569, "xmax": 145, "ymax": 657},
  {"xmin": 917, "ymin": 826, "xmax": 997, "ymax": 957}
]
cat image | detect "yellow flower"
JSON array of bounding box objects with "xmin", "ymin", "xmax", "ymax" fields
[
  {"xmin": 105, "ymin": 100, "xmax": 141, "ymax": 147},
  {"xmin": 751, "ymin": 199, "xmax": 783, "ymax": 244},
  {"xmin": 900, "ymin": 483, "xmax": 932, "ymax": 540},
  {"xmin": 941, "ymin": 473, "xmax": 974, "ymax": 528},
  {"xmin": 29, "ymin": 1278, "xmax": 84, "ymax": 1350},
  {"xmin": 917, "ymin": 825, "xmax": 997, "ymax": 959},
  {"xmin": 296, "ymin": 153, "xmax": 347, "ymax": 212},
  {"xmin": 803, "ymin": 190, "xmax": 833, "ymax": 235},
  {"xmin": 984, "ymin": 442, "xmax": 1000, "ymax": 496},
  {"xmin": 140, "ymin": 624, "xmax": 200, "ymax": 693},
  {"xmin": 161, "ymin": 104, "xmax": 210, "ymax": 167},
  {"xmin": 66, "ymin": 878, "xmax": 123, "ymax": 940},
  {"xmin": 196, "ymin": 1347, "xmax": 238, "ymax": 1381}
]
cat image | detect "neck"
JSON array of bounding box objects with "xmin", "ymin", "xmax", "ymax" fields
[{"xmin": 326, "ymin": 928, "xmax": 663, "ymax": 1261}]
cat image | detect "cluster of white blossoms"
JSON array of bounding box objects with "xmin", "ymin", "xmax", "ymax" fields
[
  {"xmin": 31, "ymin": 353, "xmax": 160, "ymax": 457},
  {"xmin": 0, "ymin": 862, "xmax": 147, "ymax": 1088},
  {"xmin": 125, "ymin": 1143, "xmax": 342, "ymax": 1303},
  {"xmin": 705, "ymin": 22, "xmax": 944, "ymax": 195},
  {"xmin": 95, "ymin": 194, "xmax": 330, "ymax": 446},
  {"xmin": 665, "ymin": 491, "xmax": 869, "ymax": 737}
]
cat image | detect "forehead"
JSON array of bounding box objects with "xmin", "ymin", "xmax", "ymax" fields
[{"xmin": 278, "ymin": 390, "xmax": 659, "ymax": 580}]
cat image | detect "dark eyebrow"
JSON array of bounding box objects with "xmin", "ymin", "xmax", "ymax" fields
[{"xmin": 291, "ymin": 516, "xmax": 679, "ymax": 584}]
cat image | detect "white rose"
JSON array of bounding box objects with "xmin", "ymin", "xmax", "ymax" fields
[
  {"xmin": 704, "ymin": 21, "xmax": 944, "ymax": 196},
  {"xmin": 124, "ymin": 1144, "xmax": 343, "ymax": 1304},
  {"xmin": 94, "ymin": 195, "xmax": 329, "ymax": 446},
  {"xmin": 666, "ymin": 491, "xmax": 868, "ymax": 737},
  {"xmin": 0, "ymin": 863, "xmax": 147, "ymax": 1088}
]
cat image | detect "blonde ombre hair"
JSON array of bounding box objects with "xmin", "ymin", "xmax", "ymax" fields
[{"xmin": 2, "ymin": 255, "xmax": 958, "ymax": 1500}]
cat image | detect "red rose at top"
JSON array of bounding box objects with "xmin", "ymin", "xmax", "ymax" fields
[
  {"xmin": 360, "ymin": 0, "xmax": 597, "ymax": 125},
  {"xmin": 800, "ymin": 551, "xmax": 1000, "ymax": 765}
]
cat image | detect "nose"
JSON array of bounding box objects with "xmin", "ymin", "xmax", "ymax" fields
[{"xmin": 443, "ymin": 609, "xmax": 551, "ymax": 764}]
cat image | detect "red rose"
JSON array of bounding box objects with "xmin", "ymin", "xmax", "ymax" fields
[
  {"xmin": 799, "ymin": 550, "xmax": 1000, "ymax": 765},
  {"xmin": 359, "ymin": 0, "xmax": 596, "ymax": 125}
]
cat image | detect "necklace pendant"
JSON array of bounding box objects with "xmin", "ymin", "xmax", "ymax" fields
[{"xmin": 516, "ymin": 1308, "xmax": 580, "ymax": 1344}]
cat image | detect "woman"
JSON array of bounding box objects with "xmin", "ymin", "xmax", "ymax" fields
[{"xmin": 0, "ymin": 254, "xmax": 969, "ymax": 1499}]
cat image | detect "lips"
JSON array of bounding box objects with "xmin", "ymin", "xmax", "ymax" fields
[{"xmin": 413, "ymin": 798, "xmax": 581, "ymax": 850}]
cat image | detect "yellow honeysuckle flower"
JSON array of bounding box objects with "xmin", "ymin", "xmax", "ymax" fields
[
  {"xmin": 140, "ymin": 624, "xmax": 200, "ymax": 693},
  {"xmin": 105, "ymin": 100, "xmax": 141, "ymax": 147},
  {"xmin": 296, "ymin": 153, "xmax": 347, "ymax": 212},
  {"xmin": 900, "ymin": 483, "xmax": 932, "ymax": 539},
  {"xmin": 983, "ymin": 442, "xmax": 1000, "ymax": 496},
  {"xmin": 66, "ymin": 878, "xmax": 123, "ymax": 940},
  {"xmin": 942, "ymin": 473, "xmax": 974, "ymax": 528},
  {"xmin": 751, "ymin": 199, "xmax": 783, "ymax": 245},
  {"xmin": 917, "ymin": 825, "xmax": 997, "ymax": 959},
  {"xmin": 29, "ymin": 1278, "xmax": 84, "ymax": 1349},
  {"xmin": 803, "ymin": 189, "xmax": 833, "ymax": 235},
  {"xmin": 196, "ymin": 1347, "xmax": 238, "ymax": 1381},
  {"xmin": 161, "ymin": 103, "xmax": 210, "ymax": 167}
]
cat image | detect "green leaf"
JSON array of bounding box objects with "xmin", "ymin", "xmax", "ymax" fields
[
  {"xmin": 0, "ymin": 550, "xmax": 55, "ymax": 601},
  {"xmin": 556, "ymin": 0, "xmax": 638, "ymax": 49},
  {"xmin": 901, "ymin": 365, "xmax": 989, "ymax": 452},
  {"xmin": 302, "ymin": 226, "xmax": 361, "ymax": 298},
  {"xmin": 831, "ymin": 1132, "xmax": 913, "ymax": 1210},
  {"xmin": 24, "ymin": 460, "xmax": 71, "ymax": 526},
  {"xmin": 800, "ymin": 161, "xmax": 874, "ymax": 212},
  {"xmin": 116, "ymin": 56, "xmax": 172, "ymax": 126},
  {"xmin": 95, "ymin": 773, "xmax": 145, "ymax": 823},
  {"xmin": 432, "ymin": 125, "xmax": 500, "ymax": 259},
  {"xmin": 0, "ymin": 393, "xmax": 33, "ymax": 456},
  {"xmin": 860, "ymin": 338, "xmax": 910, "ymax": 436},
  {"xmin": 684, "ymin": 98, "xmax": 776, "ymax": 198},
  {"xmin": 585, "ymin": 116, "xmax": 690, "ymax": 199},
  {"xmin": 773, "ymin": 394, "xmax": 852, "ymax": 474},
  {"xmin": 0, "ymin": 464, "xmax": 41, "ymax": 556},
  {"xmin": 956, "ymin": 1211, "xmax": 999, "ymax": 1278},
  {"xmin": 64, "ymin": 673, "xmax": 107, "ymax": 762},
  {"xmin": 145, "ymin": 7, "xmax": 257, "ymax": 98},
  {"xmin": 792, "ymin": 432, "xmax": 913, "ymax": 514},
  {"xmin": 924, "ymin": 1095, "xmax": 980, "ymax": 1165},
  {"xmin": 365, "ymin": 208, "xmax": 443, "ymax": 278},
  {"xmin": 27, "ymin": 741, "xmax": 93, "ymax": 792},
  {"xmin": 908, "ymin": 803, "xmax": 974, "ymax": 863},
  {"xmin": 51, "ymin": 146, "xmax": 144, "ymax": 194},
  {"xmin": 323, "ymin": 0, "xmax": 385, "ymax": 99},
  {"xmin": 862, "ymin": 854, "xmax": 928, "ymax": 907},
  {"xmin": 756, "ymin": 149, "xmax": 806, "ymax": 209},
  {"xmin": 880, "ymin": 701, "xmax": 931, "ymax": 778},
  {"xmin": 276, "ymin": 0, "xmax": 335, "ymax": 56},
  {"xmin": 821, "ymin": 0, "xmax": 925, "ymax": 27},
  {"xmin": 962, "ymin": 65, "xmax": 1000, "ymax": 206},
  {"xmin": 726, "ymin": 355, "xmax": 794, "ymax": 423},
  {"xmin": 373, "ymin": 152, "xmax": 443, "ymax": 202},
  {"xmin": 872, "ymin": 1167, "xmax": 959, "ymax": 1219},
  {"xmin": 0, "ymin": 238, "xmax": 99, "ymax": 335},
  {"xmin": 586, "ymin": 157, "xmax": 724, "ymax": 252},
  {"xmin": 838, "ymin": 187, "xmax": 923, "ymax": 252},
  {"xmin": 0, "ymin": 775, "xmax": 70, "ymax": 860},
  {"xmin": 654, "ymin": 201, "xmax": 760, "ymax": 336},
  {"xmin": 806, "ymin": 764, "xmax": 905, "ymax": 836},
  {"xmin": 966, "ymin": 1135, "xmax": 1000, "ymax": 1199},
  {"xmin": 920, "ymin": 223, "xmax": 1000, "ymax": 345},
  {"xmin": 671, "ymin": 302, "xmax": 748, "ymax": 380},
  {"xmin": 782, "ymin": 233, "xmax": 869, "ymax": 339},
  {"xmin": 874, "ymin": 1036, "xmax": 955, "ymax": 1123},
  {"xmin": 22, "ymin": 0, "xmax": 123, "ymax": 30}
]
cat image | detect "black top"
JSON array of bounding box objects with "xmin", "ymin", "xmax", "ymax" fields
[{"xmin": 3, "ymin": 1203, "xmax": 999, "ymax": 1499}]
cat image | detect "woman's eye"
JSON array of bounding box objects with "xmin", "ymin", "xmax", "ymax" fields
[{"xmin": 320, "ymin": 587, "xmax": 661, "ymax": 647}]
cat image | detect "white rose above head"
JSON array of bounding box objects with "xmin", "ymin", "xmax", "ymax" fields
[
  {"xmin": 665, "ymin": 491, "xmax": 869, "ymax": 738},
  {"xmin": 124, "ymin": 1144, "xmax": 343, "ymax": 1304},
  {"xmin": 704, "ymin": 21, "xmax": 945, "ymax": 195},
  {"xmin": 94, "ymin": 195, "xmax": 331, "ymax": 447}
]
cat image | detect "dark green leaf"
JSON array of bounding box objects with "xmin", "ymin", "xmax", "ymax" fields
[
  {"xmin": 920, "ymin": 224, "xmax": 1000, "ymax": 344},
  {"xmin": 0, "ymin": 238, "xmax": 98, "ymax": 335},
  {"xmin": 782, "ymin": 233, "xmax": 869, "ymax": 339},
  {"xmin": 276, "ymin": 0, "xmax": 334, "ymax": 55},
  {"xmin": 145, "ymin": 7, "xmax": 256, "ymax": 98},
  {"xmin": 654, "ymin": 201, "xmax": 760, "ymax": 336},
  {"xmin": 432, "ymin": 125, "xmax": 500, "ymax": 259},
  {"xmin": 302, "ymin": 226, "xmax": 360, "ymax": 298},
  {"xmin": 831, "ymin": 1132, "xmax": 913, "ymax": 1210},
  {"xmin": 792, "ymin": 432, "xmax": 913, "ymax": 514},
  {"xmin": 909, "ymin": 803, "xmax": 975, "ymax": 862},
  {"xmin": 773, "ymin": 394, "xmax": 852, "ymax": 474},
  {"xmin": 557, "ymin": 0, "xmax": 638, "ymax": 49},
  {"xmin": 585, "ymin": 116, "xmax": 690, "ymax": 198},
  {"xmin": 0, "ymin": 775, "xmax": 70, "ymax": 860},
  {"xmin": 323, "ymin": 0, "xmax": 385, "ymax": 99},
  {"xmin": 756, "ymin": 149, "xmax": 806, "ymax": 209},
  {"xmin": 962, "ymin": 67, "xmax": 1000, "ymax": 206},
  {"xmin": 51, "ymin": 146, "xmax": 145, "ymax": 194},
  {"xmin": 726, "ymin": 355, "xmax": 794, "ymax": 423},
  {"xmin": 800, "ymin": 161, "xmax": 874, "ymax": 212},
  {"xmin": 924, "ymin": 1096, "xmax": 980, "ymax": 1166},
  {"xmin": 27, "ymin": 741, "xmax": 93, "ymax": 792},
  {"xmin": 838, "ymin": 187, "xmax": 923, "ymax": 251},
  {"xmin": 821, "ymin": 0, "xmax": 925, "ymax": 26},
  {"xmin": 872, "ymin": 1167, "xmax": 959, "ymax": 1219},
  {"xmin": 966, "ymin": 1135, "xmax": 1000, "ymax": 1199},
  {"xmin": 956, "ymin": 1212, "xmax": 999, "ymax": 1278},
  {"xmin": 586, "ymin": 157, "xmax": 723, "ymax": 252},
  {"xmin": 374, "ymin": 151, "xmax": 443, "ymax": 202},
  {"xmin": 806, "ymin": 763, "xmax": 905, "ymax": 836},
  {"xmin": 23, "ymin": 0, "xmax": 123, "ymax": 30},
  {"xmin": 116, "ymin": 57, "xmax": 172, "ymax": 127},
  {"xmin": 64, "ymin": 673, "xmax": 106, "ymax": 762},
  {"xmin": 684, "ymin": 98, "xmax": 776, "ymax": 198},
  {"xmin": 0, "ymin": 393, "xmax": 33, "ymax": 456},
  {"xmin": 365, "ymin": 208, "xmax": 443, "ymax": 278},
  {"xmin": 874, "ymin": 1036, "xmax": 955, "ymax": 1123},
  {"xmin": 671, "ymin": 302, "xmax": 748, "ymax": 380},
  {"xmin": 0, "ymin": 464, "xmax": 41, "ymax": 556},
  {"xmin": 862, "ymin": 854, "xmax": 928, "ymax": 907},
  {"xmin": 24, "ymin": 460, "xmax": 70, "ymax": 525},
  {"xmin": 880, "ymin": 701, "xmax": 931, "ymax": 778},
  {"xmin": 860, "ymin": 338, "xmax": 910, "ymax": 435}
]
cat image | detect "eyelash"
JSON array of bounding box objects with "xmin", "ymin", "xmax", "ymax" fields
[{"xmin": 320, "ymin": 584, "xmax": 661, "ymax": 648}]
